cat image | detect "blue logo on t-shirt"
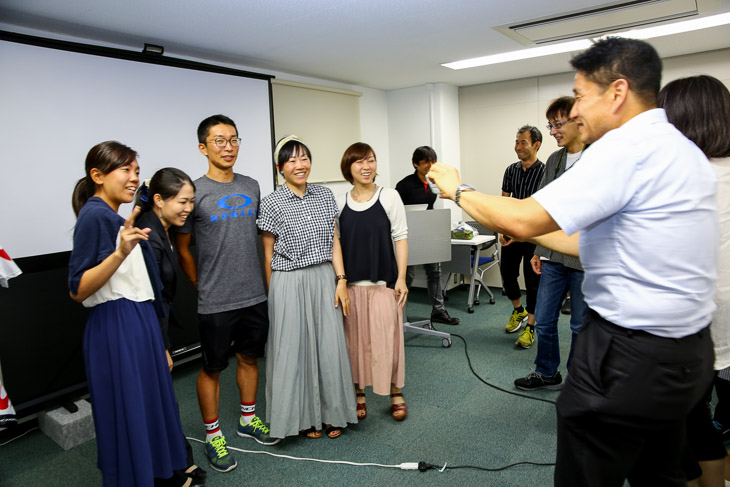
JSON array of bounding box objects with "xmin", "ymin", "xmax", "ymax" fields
[
  {"xmin": 217, "ymin": 194, "xmax": 252, "ymax": 210},
  {"xmin": 210, "ymin": 193, "xmax": 257, "ymax": 222}
]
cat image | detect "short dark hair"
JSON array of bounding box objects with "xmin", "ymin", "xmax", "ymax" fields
[
  {"xmin": 341, "ymin": 142, "xmax": 376, "ymax": 184},
  {"xmin": 197, "ymin": 114, "xmax": 237, "ymax": 143},
  {"xmin": 135, "ymin": 167, "xmax": 196, "ymax": 214},
  {"xmin": 72, "ymin": 141, "xmax": 137, "ymax": 216},
  {"xmin": 412, "ymin": 146, "xmax": 437, "ymax": 166},
  {"xmin": 658, "ymin": 75, "xmax": 730, "ymax": 159},
  {"xmin": 276, "ymin": 139, "xmax": 312, "ymax": 173},
  {"xmin": 517, "ymin": 125, "xmax": 542, "ymax": 145},
  {"xmin": 546, "ymin": 96, "xmax": 576, "ymax": 121},
  {"xmin": 570, "ymin": 37, "xmax": 662, "ymax": 107}
]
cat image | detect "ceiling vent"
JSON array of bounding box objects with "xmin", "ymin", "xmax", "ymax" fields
[{"xmin": 495, "ymin": 0, "xmax": 699, "ymax": 45}]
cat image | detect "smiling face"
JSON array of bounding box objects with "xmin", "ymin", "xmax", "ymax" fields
[
  {"xmin": 279, "ymin": 144, "xmax": 311, "ymax": 191},
  {"xmin": 350, "ymin": 152, "xmax": 377, "ymax": 186},
  {"xmin": 570, "ymin": 72, "xmax": 615, "ymax": 144},
  {"xmin": 514, "ymin": 131, "xmax": 539, "ymax": 162},
  {"xmin": 155, "ymin": 182, "xmax": 195, "ymax": 229},
  {"xmin": 548, "ymin": 113, "xmax": 581, "ymax": 149},
  {"xmin": 413, "ymin": 159, "xmax": 433, "ymax": 181},
  {"xmin": 92, "ymin": 159, "xmax": 140, "ymax": 210},
  {"xmin": 199, "ymin": 123, "xmax": 239, "ymax": 172}
]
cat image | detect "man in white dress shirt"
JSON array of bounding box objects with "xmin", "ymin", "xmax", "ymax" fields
[{"xmin": 428, "ymin": 37, "xmax": 717, "ymax": 487}]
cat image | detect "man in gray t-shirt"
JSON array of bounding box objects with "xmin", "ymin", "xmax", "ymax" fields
[{"xmin": 177, "ymin": 115, "xmax": 278, "ymax": 474}]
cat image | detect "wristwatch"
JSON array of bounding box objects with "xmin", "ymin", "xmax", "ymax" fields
[{"xmin": 454, "ymin": 184, "xmax": 475, "ymax": 207}]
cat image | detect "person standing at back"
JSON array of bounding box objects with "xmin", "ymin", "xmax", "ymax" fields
[
  {"xmin": 177, "ymin": 115, "xmax": 279, "ymax": 475},
  {"xmin": 500, "ymin": 126, "xmax": 544, "ymax": 337},
  {"xmin": 395, "ymin": 146, "xmax": 459, "ymax": 326},
  {"xmin": 513, "ymin": 97, "xmax": 587, "ymax": 388}
]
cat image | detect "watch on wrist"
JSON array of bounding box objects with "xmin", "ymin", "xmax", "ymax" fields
[{"xmin": 454, "ymin": 184, "xmax": 475, "ymax": 207}]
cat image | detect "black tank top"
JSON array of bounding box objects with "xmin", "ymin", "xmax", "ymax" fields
[{"xmin": 339, "ymin": 189, "xmax": 398, "ymax": 288}]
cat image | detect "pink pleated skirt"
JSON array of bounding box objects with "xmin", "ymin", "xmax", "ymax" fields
[{"xmin": 343, "ymin": 284, "xmax": 405, "ymax": 395}]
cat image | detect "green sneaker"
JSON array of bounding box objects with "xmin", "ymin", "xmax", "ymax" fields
[
  {"xmin": 506, "ymin": 308, "xmax": 528, "ymax": 333},
  {"xmin": 515, "ymin": 326, "xmax": 535, "ymax": 348},
  {"xmin": 237, "ymin": 416, "xmax": 281, "ymax": 445},
  {"xmin": 204, "ymin": 435, "xmax": 237, "ymax": 473}
]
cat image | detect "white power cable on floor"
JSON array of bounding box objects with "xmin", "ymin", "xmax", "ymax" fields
[{"xmin": 186, "ymin": 436, "xmax": 422, "ymax": 471}]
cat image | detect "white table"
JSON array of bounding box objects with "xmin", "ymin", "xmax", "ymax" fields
[{"xmin": 442, "ymin": 234, "xmax": 497, "ymax": 313}]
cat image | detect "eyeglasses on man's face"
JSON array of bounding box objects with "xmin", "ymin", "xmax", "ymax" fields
[
  {"xmin": 546, "ymin": 119, "xmax": 573, "ymax": 131},
  {"xmin": 207, "ymin": 137, "xmax": 242, "ymax": 148}
]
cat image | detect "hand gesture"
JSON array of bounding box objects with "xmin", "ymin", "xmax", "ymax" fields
[{"xmin": 118, "ymin": 206, "xmax": 150, "ymax": 256}]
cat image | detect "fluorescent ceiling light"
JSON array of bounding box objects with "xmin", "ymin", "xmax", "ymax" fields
[{"xmin": 443, "ymin": 11, "xmax": 730, "ymax": 70}]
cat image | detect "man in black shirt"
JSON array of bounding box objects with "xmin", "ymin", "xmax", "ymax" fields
[
  {"xmin": 395, "ymin": 146, "xmax": 459, "ymax": 325},
  {"xmin": 501, "ymin": 126, "xmax": 544, "ymax": 338}
]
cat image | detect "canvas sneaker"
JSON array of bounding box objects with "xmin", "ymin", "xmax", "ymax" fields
[{"xmin": 237, "ymin": 416, "xmax": 281, "ymax": 446}]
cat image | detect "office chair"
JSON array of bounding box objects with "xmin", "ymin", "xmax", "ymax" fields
[{"xmin": 466, "ymin": 221, "xmax": 500, "ymax": 306}]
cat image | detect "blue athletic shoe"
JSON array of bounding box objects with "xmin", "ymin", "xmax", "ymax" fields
[
  {"xmin": 237, "ymin": 416, "xmax": 281, "ymax": 445},
  {"xmin": 204, "ymin": 435, "xmax": 237, "ymax": 473}
]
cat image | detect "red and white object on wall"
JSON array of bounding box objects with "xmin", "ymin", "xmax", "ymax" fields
[{"xmin": 0, "ymin": 245, "xmax": 22, "ymax": 288}]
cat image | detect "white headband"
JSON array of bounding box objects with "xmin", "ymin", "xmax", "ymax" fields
[{"xmin": 273, "ymin": 135, "xmax": 302, "ymax": 163}]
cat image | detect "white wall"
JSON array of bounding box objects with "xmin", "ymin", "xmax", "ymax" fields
[{"xmin": 459, "ymin": 46, "xmax": 730, "ymax": 288}]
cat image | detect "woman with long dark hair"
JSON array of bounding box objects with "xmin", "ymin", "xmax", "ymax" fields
[
  {"xmin": 135, "ymin": 168, "xmax": 206, "ymax": 485},
  {"xmin": 69, "ymin": 142, "xmax": 190, "ymax": 486}
]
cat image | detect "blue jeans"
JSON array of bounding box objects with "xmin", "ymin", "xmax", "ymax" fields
[{"xmin": 534, "ymin": 261, "xmax": 586, "ymax": 377}]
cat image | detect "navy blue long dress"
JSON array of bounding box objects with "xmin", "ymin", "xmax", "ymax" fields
[{"xmin": 68, "ymin": 197, "xmax": 187, "ymax": 486}]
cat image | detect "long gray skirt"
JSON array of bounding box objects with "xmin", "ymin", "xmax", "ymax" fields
[{"xmin": 266, "ymin": 262, "xmax": 358, "ymax": 438}]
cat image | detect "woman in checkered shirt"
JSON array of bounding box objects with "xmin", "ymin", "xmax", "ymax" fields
[{"xmin": 257, "ymin": 137, "xmax": 358, "ymax": 440}]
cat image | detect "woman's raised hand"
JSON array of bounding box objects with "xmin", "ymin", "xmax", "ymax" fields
[{"xmin": 118, "ymin": 206, "xmax": 151, "ymax": 256}]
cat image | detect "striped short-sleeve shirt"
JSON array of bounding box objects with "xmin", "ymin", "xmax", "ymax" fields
[{"xmin": 501, "ymin": 160, "xmax": 545, "ymax": 200}]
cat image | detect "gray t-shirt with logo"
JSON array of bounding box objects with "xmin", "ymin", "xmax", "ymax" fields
[{"xmin": 180, "ymin": 173, "xmax": 266, "ymax": 314}]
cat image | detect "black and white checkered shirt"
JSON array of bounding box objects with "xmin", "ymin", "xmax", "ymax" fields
[
  {"xmin": 257, "ymin": 183, "xmax": 338, "ymax": 271},
  {"xmin": 501, "ymin": 160, "xmax": 545, "ymax": 200}
]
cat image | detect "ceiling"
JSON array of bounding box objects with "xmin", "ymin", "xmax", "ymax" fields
[{"xmin": 1, "ymin": 0, "xmax": 729, "ymax": 90}]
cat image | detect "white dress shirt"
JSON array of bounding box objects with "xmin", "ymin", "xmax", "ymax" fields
[{"xmin": 534, "ymin": 108, "xmax": 717, "ymax": 338}]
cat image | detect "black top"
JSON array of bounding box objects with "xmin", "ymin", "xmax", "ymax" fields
[
  {"xmin": 136, "ymin": 210, "xmax": 181, "ymax": 349},
  {"xmin": 395, "ymin": 171, "xmax": 437, "ymax": 209},
  {"xmin": 339, "ymin": 193, "xmax": 398, "ymax": 288},
  {"xmin": 501, "ymin": 160, "xmax": 544, "ymax": 200}
]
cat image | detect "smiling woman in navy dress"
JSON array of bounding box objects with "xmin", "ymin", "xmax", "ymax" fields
[{"xmin": 68, "ymin": 141, "xmax": 189, "ymax": 487}]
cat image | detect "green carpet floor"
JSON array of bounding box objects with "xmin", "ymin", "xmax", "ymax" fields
[{"xmin": 0, "ymin": 286, "xmax": 575, "ymax": 486}]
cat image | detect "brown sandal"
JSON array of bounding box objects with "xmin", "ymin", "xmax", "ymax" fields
[
  {"xmin": 356, "ymin": 391, "xmax": 367, "ymax": 420},
  {"xmin": 299, "ymin": 427, "xmax": 322, "ymax": 439},
  {"xmin": 324, "ymin": 424, "xmax": 342, "ymax": 439},
  {"xmin": 390, "ymin": 392, "xmax": 407, "ymax": 421}
]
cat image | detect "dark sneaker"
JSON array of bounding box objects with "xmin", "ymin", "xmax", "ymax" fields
[
  {"xmin": 237, "ymin": 416, "xmax": 281, "ymax": 445},
  {"xmin": 561, "ymin": 297, "xmax": 571, "ymax": 315},
  {"xmin": 514, "ymin": 371, "xmax": 563, "ymax": 390},
  {"xmin": 431, "ymin": 310, "xmax": 460, "ymax": 325},
  {"xmin": 204, "ymin": 435, "xmax": 237, "ymax": 473}
]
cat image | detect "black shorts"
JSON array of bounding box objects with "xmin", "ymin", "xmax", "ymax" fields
[{"xmin": 198, "ymin": 301, "xmax": 269, "ymax": 372}]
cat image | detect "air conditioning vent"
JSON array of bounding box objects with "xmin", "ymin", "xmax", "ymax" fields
[{"xmin": 495, "ymin": 0, "xmax": 698, "ymax": 45}]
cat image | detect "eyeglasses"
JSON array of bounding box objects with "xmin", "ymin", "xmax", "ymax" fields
[
  {"xmin": 207, "ymin": 137, "xmax": 242, "ymax": 148},
  {"xmin": 545, "ymin": 119, "xmax": 573, "ymax": 131}
]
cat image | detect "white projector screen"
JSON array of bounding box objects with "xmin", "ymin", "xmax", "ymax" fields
[{"xmin": 0, "ymin": 33, "xmax": 276, "ymax": 258}]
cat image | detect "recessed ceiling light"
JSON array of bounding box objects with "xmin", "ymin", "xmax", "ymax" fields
[{"xmin": 442, "ymin": 11, "xmax": 730, "ymax": 70}]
